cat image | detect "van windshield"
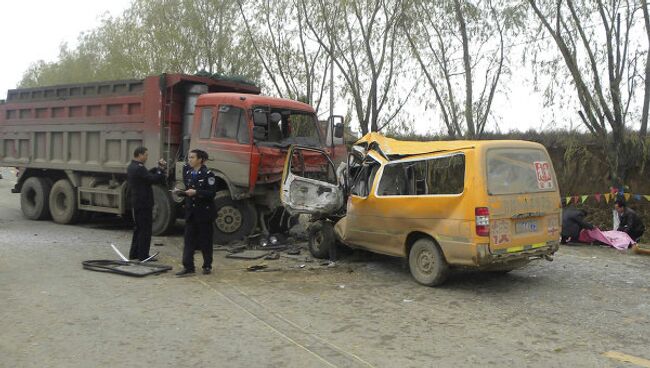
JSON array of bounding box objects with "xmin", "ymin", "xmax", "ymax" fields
[{"xmin": 487, "ymin": 148, "xmax": 555, "ymax": 195}]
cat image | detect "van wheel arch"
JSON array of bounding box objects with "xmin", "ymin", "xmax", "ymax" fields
[{"xmin": 405, "ymin": 232, "xmax": 447, "ymax": 261}]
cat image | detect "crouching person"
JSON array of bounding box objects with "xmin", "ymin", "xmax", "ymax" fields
[
  {"xmin": 561, "ymin": 207, "xmax": 594, "ymax": 244},
  {"xmin": 175, "ymin": 149, "xmax": 217, "ymax": 277},
  {"xmin": 615, "ymin": 199, "xmax": 645, "ymax": 242}
]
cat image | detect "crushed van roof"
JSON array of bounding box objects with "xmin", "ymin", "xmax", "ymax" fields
[
  {"xmin": 355, "ymin": 132, "xmax": 476, "ymax": 159},
  {"xmin": 354, "ymin": 133, "xmax": 545, "ymax": 160}
]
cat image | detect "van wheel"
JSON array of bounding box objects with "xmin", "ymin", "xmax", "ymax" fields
[
  {"xmin": 152, "ymin": 185, "xmax": 176, "ymax": 235},
  {"xmin": 21, "ymin": 177, "xmax": 52, "ymax": 220},
  {"xmin": 308, "ymin": 221, "xmax": 335, "ymax": 259},
  {"xmin": 213, "ymin": 191, "xmax": 257, "ymax": 244},
  {"xmin": 408, "ymin": 238, "xmax": 449, "ymax": 286},
  {"xmin": 49, "ymin": 179, "xmax": 79, "ymax": 224}
]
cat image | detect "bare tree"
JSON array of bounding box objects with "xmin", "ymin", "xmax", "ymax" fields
[
  {"xmin": 528, "ymin": 0, "xmax": 648, "ymax": 186},
  {"xmin": 237, "ymin": 0, "xmax": 330, "ymax": 112},
  {"xmin": 641, "ymin": 0, "xmax": 650, "ymax": 136},
  {"xmin": 299, "ymin": 0, "xmax": 411, "ymax": 135},
  {"xmin": 404, "ymin": 0, "xmax": 518, "ymax": 138}
]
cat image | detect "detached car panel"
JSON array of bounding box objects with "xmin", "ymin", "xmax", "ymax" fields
[{"xmin": 280, "ymin": 146, "xmax": 343, "ymax": 215}]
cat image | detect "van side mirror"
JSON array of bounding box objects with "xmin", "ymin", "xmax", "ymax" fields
[
  {"xmin": 253, "ymin": 126, "xmax": 266, "ymax": 140},
  {"xmin": 253, "ymin": 111, "xmax": 268, "ymax": 127},
  {"xmin": 334, "ymin": 123, "xmax": 344, "ymax": 139}
]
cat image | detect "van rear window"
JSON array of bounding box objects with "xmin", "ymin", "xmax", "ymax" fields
[{"xmin": 487, "ymin": 148, "xmax": 555, "ymax": 195}]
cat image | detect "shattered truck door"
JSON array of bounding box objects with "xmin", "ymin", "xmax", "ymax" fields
[{"xmin": 280, "ymin": 146, "xmax": 343, "ymax": 215}]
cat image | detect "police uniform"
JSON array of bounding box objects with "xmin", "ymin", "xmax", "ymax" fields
[
  {"xmin": 127, "ymin": 160, "xmax": 165, "ymax": 261},
  {"xmin": 182, "ymin": 164, "xmax": 218, "ymax": 272}
]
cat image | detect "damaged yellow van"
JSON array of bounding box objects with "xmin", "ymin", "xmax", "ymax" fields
[{"xmin": 281, "ymin": 133, "xmax": 561, "ymax": 286}]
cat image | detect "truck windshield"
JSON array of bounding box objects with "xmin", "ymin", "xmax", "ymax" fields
[{"xmin": 264, "ymin": 110, "xmax": 322, "ymax": 147}]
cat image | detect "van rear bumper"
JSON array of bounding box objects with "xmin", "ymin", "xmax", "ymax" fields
[{"xmin": 475, "ymin": 241, "xmax": 559, "ymax": 268}]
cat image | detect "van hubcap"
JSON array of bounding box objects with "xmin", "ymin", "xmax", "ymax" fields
[
  {"xmin": 417, "ymin": 249, "xmax": 434, "ymax": 274},
  {"xmin": 216, "ymin": 206, "xmax": 242, "ymax": 233}
]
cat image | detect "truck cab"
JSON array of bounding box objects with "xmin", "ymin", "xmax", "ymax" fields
[{"xmin": 179, "ymin": 93, "xmax": 345, "ymax": 242}]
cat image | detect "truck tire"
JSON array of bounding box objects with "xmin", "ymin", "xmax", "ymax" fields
[
  {"xmin": 49, "ymin": 179, "xmax": 79, "ymax": 224},
  {"xmin": 152, "ymin": 185, "xmax": 176, "ymax": 235},
  {"xmin": 20, "ymin": 177, "xmax": 52, "ymax": 220},
  {"xmin": 408, "ymin": 238, "xmax": 449, "ymax": 286},
  {"xmin": 308, "ymin": 220, "xmax": 335, "ymax": 259},
  {"xmin": 213, "ymin": 190, "xmax": 257, "ymax": 244}
]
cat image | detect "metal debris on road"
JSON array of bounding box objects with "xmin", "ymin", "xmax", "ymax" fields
[{"xmin": 226, "ymin": 250, "xmax": 270, "ymax": 260}]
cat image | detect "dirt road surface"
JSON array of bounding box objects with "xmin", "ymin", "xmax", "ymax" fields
[{"xmin": 1, "ymin": 167, "xmax": 649, "ymax": 368}]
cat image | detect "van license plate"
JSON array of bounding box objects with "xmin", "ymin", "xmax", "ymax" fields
[{"xmin": 515, "ymin": 220, "xmax": 538, "ymax": 234}]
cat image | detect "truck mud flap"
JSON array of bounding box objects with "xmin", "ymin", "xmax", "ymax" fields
[{"xmin": 82, "ymin": 260, "xmax": 172, "ymax": 277}]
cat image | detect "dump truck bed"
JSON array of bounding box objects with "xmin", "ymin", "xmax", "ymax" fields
[{"xmin": 0, "ymin": 74, "xmax": 259, "ymax": 174}]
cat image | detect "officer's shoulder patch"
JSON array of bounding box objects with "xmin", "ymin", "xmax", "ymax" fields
[{"xmin": 208, "ymin": 177, "xmax": 215, "ymax": 185}]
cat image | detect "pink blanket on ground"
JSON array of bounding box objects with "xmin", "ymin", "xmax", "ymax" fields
[{"xmin": 578, "ymin": 228, "xmax": 636, "ymax": 250}]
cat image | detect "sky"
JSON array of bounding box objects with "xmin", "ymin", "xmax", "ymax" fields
[
  {"xmin": 0, "ymin": 0, "xmax": 133, "ymax": 100},
  {"xmin": 0, "ymin": 0, "xmax": 577, "ymax": 134}
]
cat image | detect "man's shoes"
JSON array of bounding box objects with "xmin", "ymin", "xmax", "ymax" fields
[
  {"xmin": 327, "ymin": 261, "xmax": 336, "ymax": 268},
  {"xmin": 175, "ymin": 269, "xmax": 195, "ymax": 277},
  {"xmin": 202, "ymin": 267, "xmax": 212, "ymax": 275}
]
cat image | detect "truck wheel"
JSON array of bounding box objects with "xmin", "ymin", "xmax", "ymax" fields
[
  {"xmin": 152, "ymin": 185, "xmax": 176, "ymax": 235},
  {"xmin": 20, "ymin": 177, "xmax": 52, "ymax": 220},
  {"xmin": 308, "ymin": 220, "xmax": 335, "ymax": 259},
  {"xmin": 408, "ymin": 238, "xmax": 449, "ymax": 286},
  {"xmin": 213, "ymin": 190, "xmax": 257, "ymax": 244},
  {"xmin": 49, "ymin": 179, "xmax": 79, "ymax": 224}
]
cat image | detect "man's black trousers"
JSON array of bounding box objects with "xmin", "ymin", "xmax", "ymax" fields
[
  {"xmin": 129, "ymin": 207, "xmax": 153, "ymax": 261},
  {"xmin": 182, "ymin": 218, "xmax": 214, "ymax": 271}
]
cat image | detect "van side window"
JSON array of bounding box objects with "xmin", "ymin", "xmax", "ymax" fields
[
  {"xmin": 215, "ymin": 105, "xmax": 244, "ymax": 141},
  {"xmin": 377, "ymin": 154, "xmax": 465, "ymax": 196},
  {"xmin": 199, "ymin": 107, "xmax": 213, "ymax": 139},
  {"xmin": 427, "ymin": 154, "xmax": 465, "ymax": 194}
]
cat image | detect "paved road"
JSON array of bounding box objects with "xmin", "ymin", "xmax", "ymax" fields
[{"xmin": 1, "ymin": 168, "xmax": 649, "ymax": 368}]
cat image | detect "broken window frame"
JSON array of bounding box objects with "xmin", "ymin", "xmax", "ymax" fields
[
  {"xmin": 374, "ymin": 152, "xmax": 466, "ymax": 197},
  {"xmin": 349, "ymin": 156, "xmax": 380, "ymax": 198}
]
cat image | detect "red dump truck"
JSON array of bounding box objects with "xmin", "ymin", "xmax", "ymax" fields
[{"xmin": 0, "ymin": 74, "xmax": 345, "ymax": 243}]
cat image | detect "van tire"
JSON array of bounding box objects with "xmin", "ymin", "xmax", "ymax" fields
[
  {"xmin": 49, "ymin": 179, "xmax": 79, "ymax": 224},
  {"xmin": 21, "ymin": 177, "xmax": 53, "ymax": 220},
  {"xmin": 308, "ymin": 220, "xmax": 335, "ymax": 259},
  {"xmin": 213, "ymin": 191, "xmax": 257, "ymax": 244},
  {"xmin": 152, "ymin": 185, "xmax": 176, "ymax": 235},
  {"xmin": 408, "ymin": 238, "xmax": 449, "ymax": 286}
]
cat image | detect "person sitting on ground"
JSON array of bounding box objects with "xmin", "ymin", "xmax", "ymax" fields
[
  {"xmin": 561, "ymin": 207, "xmax": 594, "ymax": 244},
  {"xmin": 614, "ymin": 199, "xmax": 645, "ymax": 242}
]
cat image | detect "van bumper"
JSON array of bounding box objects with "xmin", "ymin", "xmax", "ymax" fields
[{"xmin": 475, "ymin": 240, "xmax": 560, "ymax": 268}]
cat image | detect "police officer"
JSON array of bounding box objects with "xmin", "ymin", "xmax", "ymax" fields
[
  {"xmin": 175, "ymin": 149, "xmax": 217, "ymax": 277},
  {"xmin": 127, "ymin": 146, "xmax": 166, "ymax": 261}
]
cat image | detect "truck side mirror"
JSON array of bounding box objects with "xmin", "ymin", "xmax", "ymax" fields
[
  {"xmin": 334, "ymin": 123, "xmax": 344, "ymax": 139},
  {"xmin": 253, "ymin": 126, "xmax": 266, "ymax": 140},
  {"xmin": 253, "ymin": 111, "xmax": 268, "ymax": 127}
]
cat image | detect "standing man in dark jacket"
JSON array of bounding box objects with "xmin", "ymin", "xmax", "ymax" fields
[
  {"xmin": 561, "ymin": 207, "xmax": 594, "ymax": 244},
  {"xmin": 615, "ymin": 199, "xmax": 645, "ymax": 241},
  {"xmin": 127, "ymin": 147, "xmax": 166, "ymax": 261},
  {"xmin": 175, "ymin": 149, "xmax": 218, "ymax": 277}
]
